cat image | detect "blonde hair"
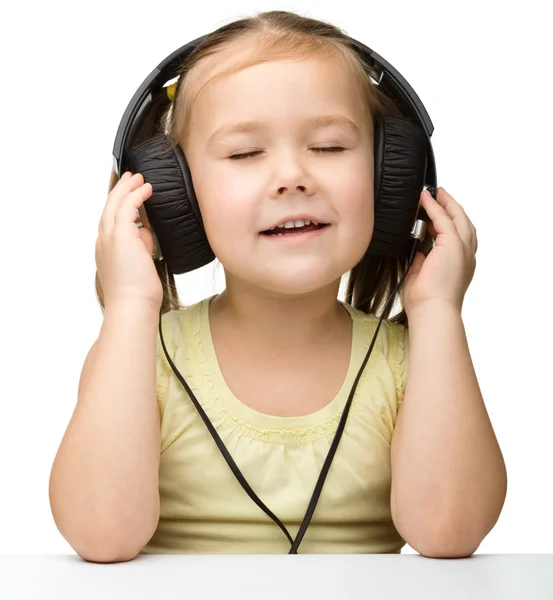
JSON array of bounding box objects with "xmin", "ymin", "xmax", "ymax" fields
[{"xmin": 96, "ymin": 9, "xmax": 413, "ymax": 324}]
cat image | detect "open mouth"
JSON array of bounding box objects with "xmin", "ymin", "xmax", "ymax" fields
[{"xmin": 260, "ymin": 223, "xmax": 329, "ymax": 236}]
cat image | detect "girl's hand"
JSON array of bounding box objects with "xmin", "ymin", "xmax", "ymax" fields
[
  {"xmin": 402, "ymin": 187, "xmax": 478, "ymax": 317},
  {"xmin": 95, "ymin": 172, "xmax": 163, "ymax": 311}
]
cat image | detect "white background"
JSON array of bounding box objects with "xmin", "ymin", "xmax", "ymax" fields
[{"xmin": 1, "ymin": 0, "xmax": 551, "ymax": 555}]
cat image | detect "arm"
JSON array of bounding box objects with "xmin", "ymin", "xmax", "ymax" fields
[
  {"xmin": 49, "ymin": 302, "xmax": 161, "ymax": 563},
  {"xmin": 390, "ymin": 303, "xmax": 508, "ymax": 558}
]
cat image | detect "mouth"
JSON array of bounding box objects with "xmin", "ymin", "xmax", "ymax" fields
[
  {"xmin": 259, "ymin": 222, "xmax": 330, "ymax": 242},
  {"xmin": 260, "ymin": 222, "xmax": 329, "ymax": 236}
]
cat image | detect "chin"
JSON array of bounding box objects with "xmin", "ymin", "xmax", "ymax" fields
[
  {"xmin": 250, "ymin": 267, "xmax": 344, "ymax": 296},
  {"xmin": 219, "ymin": 251, "xmax": 363, "ymax": 296}
]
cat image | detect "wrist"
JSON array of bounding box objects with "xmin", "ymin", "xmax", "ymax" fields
[
  {"xmin": 103, "ymin": 299, "xmax": 161, "ymax": 324},
  {"xmin": 406, "ymin": 300, "xmax": 462, "ymax": 325}
]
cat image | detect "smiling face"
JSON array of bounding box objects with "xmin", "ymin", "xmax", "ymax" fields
[{"xmin": 181, "ymin": 45, "xmax": 375, "ymax": 296}]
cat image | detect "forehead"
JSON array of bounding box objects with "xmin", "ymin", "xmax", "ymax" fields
[{"xmin": 186, "ymin": 41, "xmax": 364, "ymax": 118}]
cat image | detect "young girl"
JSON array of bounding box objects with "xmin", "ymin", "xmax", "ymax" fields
[{"xmin": 49, "ymin": 10, "xmax": 507, "ymax": 561}]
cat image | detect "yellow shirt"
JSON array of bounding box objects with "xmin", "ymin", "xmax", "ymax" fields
[{"xmin": 140, "ymin": 294, "xmax": 410, "ymax": 555}]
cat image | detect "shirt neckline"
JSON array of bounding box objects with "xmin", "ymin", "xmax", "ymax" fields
[{"xmin": 198, "ymin": 293, "xmax": 362, "ymax": 430}]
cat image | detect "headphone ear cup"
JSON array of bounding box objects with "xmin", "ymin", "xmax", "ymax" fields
[
  {"xmin": 368, "ymin": 117, "xmax": 428, "ymax": 258},
  {"xmin": 124, "ymin": 135, "xmax": 215, "ymax": 274}
]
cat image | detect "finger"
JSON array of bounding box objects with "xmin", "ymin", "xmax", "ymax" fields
[
  {"xmin": 99, "ymin": 171, "xmax": 136, "ymax": 235},
  {"xmin": 99, "ymin": 172, "xmax": 145, "ymax": 235},
  {"xmin": 138, "ymin": 224, "xmax": 155, "ymax": 256},
  {"xmin": 98, "ymin": 171, "xmax": 134, "ymax": 233},
  {"xmin": 420, "ymin": 189, "xmax": 457, "ymax": 239},
  {"xmin": 469, "ymin": 221, "xmax": 478, "ymax": 254},
  {"xmin": 425, "ymin": 219, "xmax": 438, "ymax": 239},
  {"xmin": 136, "ymin": 205, "xmax": 152, "ymax": 229},
  {"xmin": 113, "ymin": 182, "xmax": 152, "ymax": 228},
  {"xmin": 405, "ymin": 250, "xmax": 426, "ymax": 276},
  {"xmin": 465, "ymin": 213, "xmax": 477, "ymax": 252},
  {"xmin": 435, "ymin": 187, "xmax": 475, "ymax": 249}
]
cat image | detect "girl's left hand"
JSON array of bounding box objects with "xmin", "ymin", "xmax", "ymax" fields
[{"xmin": 402, "ymin": 186, "xmax": 478, "ymax": 317}]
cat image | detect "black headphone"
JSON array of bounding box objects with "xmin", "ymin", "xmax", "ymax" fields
[{"xmin": 111, "ymin": 32, "xmax": 436, "ymax": 554}]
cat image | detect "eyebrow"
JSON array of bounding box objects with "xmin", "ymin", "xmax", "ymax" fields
[{"xmin": 207, "ymin": 114, "xmax": 360, "ymax": 146}]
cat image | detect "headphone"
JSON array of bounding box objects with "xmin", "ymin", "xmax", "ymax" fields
[{"xmin": 111, "ymin": 31, "xmax": 436, "ymax": 554}]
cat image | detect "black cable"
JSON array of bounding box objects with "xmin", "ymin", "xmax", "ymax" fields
[
  {"xmin": 288, "ymin": 238, "xmax": 418, "ymax": 553},
  {"xmin": 158, "ymin": 319, "xmax": 295, "ymax": 547},
  {"xmin": 158, "ymin": 231, "xmax": 422, "ymax": 554}
]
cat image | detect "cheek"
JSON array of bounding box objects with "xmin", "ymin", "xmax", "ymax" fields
[
  {"xmin": 335, "ymin": 175, "xmax": 375, "ymax": 252},
  {"xmin": 348, "ymin": 198, "xmax": 374, "ymax": 250},
  {"xmin": 335, "ymin": 172, "xmax": 373, "ymax": 223},
  {"xmin": 196, "ymin": 179, "xmax": 257, "ymax": 255}
]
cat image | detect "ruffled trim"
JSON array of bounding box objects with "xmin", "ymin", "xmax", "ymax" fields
[{"xmin": 175, "ymin": 300, "xmax": 385, "ymax": 445}]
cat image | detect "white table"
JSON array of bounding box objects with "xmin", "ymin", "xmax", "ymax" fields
[{"xmin": 1, "ymin": 554, "xmax": 552, "ymax": 599}]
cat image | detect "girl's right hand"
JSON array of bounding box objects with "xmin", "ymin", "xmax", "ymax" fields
[{"xmin": 95, "ymin": 172, "xmax": 163, "ymax": 312}]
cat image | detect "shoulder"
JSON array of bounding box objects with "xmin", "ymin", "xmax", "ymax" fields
[
  {"xmin": 339, "ymin": 301, "xmax": 410, "ymax": 437},
  {"xmin": 156, "ymin": 295, "xmax": 213, "ymax": 368},
  {"xmin": 160, "ymin": 297, "xmax": 204, "ymax": 325},
  {"xmin": 154, "ymin": 295, "xmax": 213, "ymax": 414},
  {"xmin": 341, "ymin": 300, "xmax": 409, "ymax": 362}
]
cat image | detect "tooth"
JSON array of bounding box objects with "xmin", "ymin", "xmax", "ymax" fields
[
  {"xmin": 313, "ymin": 221, "xmax": 319, "ymax": 225},
  {"xmin": 304, "ymin": 220, "xmax": 311, "ymax": 225},
  {"xmin": 283, "ymin": 221, "xmax": 295, "ymax": 228},
  {"xmin": 294, "ymin": 220, "xmax": 304, "ymax": 227}
]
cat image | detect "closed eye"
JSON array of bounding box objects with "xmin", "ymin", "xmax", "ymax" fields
[{"xmin": 229, "ymin": 147, "xmax": 345, "ymax": 160}]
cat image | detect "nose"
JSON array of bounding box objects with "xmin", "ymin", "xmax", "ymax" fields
[
  {"xmin": 270, "ymin": 149, "xmax": 315, "ymax": 199},
  {"xmin": 278, "ymin": 184, "xmax": 306, "ymax": 194}
]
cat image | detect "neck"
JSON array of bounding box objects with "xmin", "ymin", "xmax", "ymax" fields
[{"xmin": 209, "ymin": 276, "xmax": 351, "ymax": 352}]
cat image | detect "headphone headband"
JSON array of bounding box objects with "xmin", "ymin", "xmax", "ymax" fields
[{"xmin": 112, "ymin": 33, "xmax": 436, "ymax": 187}]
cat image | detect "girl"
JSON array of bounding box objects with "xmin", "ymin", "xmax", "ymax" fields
[{"xmin": 49, "ymin": 10, "xmax": 507, "ymax": 562}]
